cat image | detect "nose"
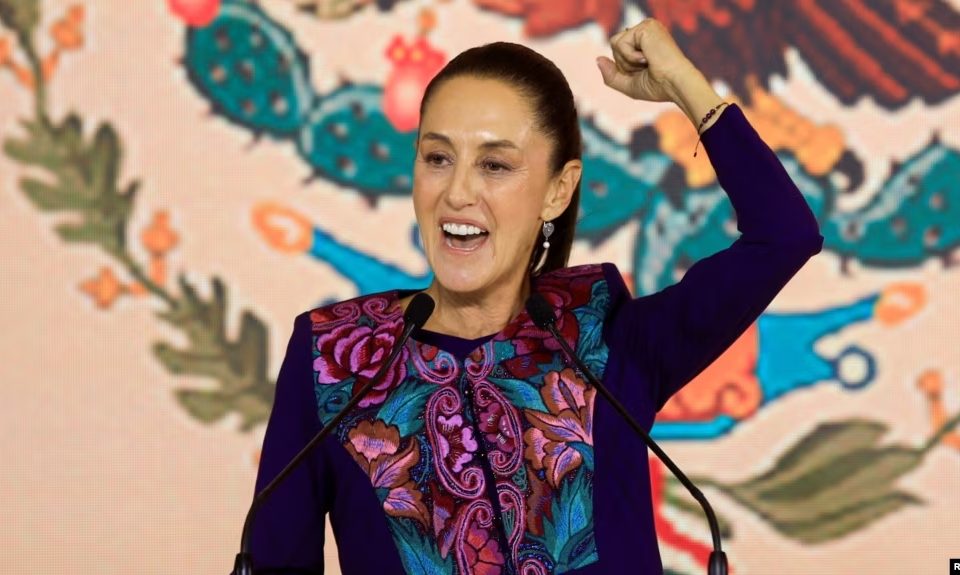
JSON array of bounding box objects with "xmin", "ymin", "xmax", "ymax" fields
[{"xmin": 444, "ymin": 161, "xmax": 480, "ymax": 209}]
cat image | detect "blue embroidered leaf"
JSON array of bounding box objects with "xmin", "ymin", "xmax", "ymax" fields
[
  {"xmin": 561, "ymin": 528, "xmax": 598, "ymax": 571},
  {"xmin": 378, "ymin": 378, "xmax": 433, "ymax": 436},
  {"xmin": 570, "ymin": 441, "xmax": 595, "ymax": 472},
  {"xmin": 502, "ymin": 505, "xmax": 516, "ymax": 542},
  {"xmin": 590, "ymin": 279, "xmax": 611, "ymax": 310},
  {"xmin": 541, "ymin": 467, "xmax": 597, "ymax": 570},
  {"xmin": 488, "ymin": 377, "xmax": 547, "ymax": 412},
  {"xmin": 389, "ymin": 517, "xmax": 455, "ymax": 575},
  {"xmin": 538, "ymin": 353, "xmax": 569, "ymax": 374},
  {"xmin": 314, "ymin": 380, "xmax": 353, "ymax": 425},
  {"xmin": 575, "ymin": 282, "xmax": 610, "ymax": 375}
]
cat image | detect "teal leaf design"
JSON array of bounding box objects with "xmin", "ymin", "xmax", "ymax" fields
[
  {"xmin": 315, "ymin": 380, "xmax": 353, "ymax": 425},
  {"xmin": 489, "ymin": 377, "xmax": 547, "ymax": 412},
  {"xmin": 379, "ymin": 379, "xmax": 434, "ymax": 436},
  {"xmin": 390, "ymin": 518, "xmax": 455, "ymax": 575},
  {"xmin": 541, "ymin": 467, "xmax": 597, "ymax": 570},
  {"xmin": 573, "ymin": 280, "xmax": 610, "ymax": 374},
  {"xmin": 569, "ymin": 441, "xmax": 594, "ymax": 472}
]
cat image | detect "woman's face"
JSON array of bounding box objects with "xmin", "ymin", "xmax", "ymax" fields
[{"xmin": 413, "ymin": 76, "xmax": 579, "ymax": 297}]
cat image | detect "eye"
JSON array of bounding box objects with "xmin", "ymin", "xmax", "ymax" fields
[
  {"xmin": 481, "ymin": 160, "xmax": 509, "ymax": 173},
  {"xmin": 424, "ymin": 152, "xmax": 449, "ymax": 166}
]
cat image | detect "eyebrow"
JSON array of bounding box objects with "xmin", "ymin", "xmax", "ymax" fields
[{"xmin": 419, "ymin": 132, "xmax": 520, "ymax": 151}]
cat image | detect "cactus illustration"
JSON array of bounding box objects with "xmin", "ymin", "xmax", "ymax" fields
[{"xmin": 177, "ymin": 0, "xmax": 960, "ymax": 297}]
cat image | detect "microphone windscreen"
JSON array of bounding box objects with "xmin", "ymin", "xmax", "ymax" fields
[
  {"xmin": 525, "ymin": 293, "xmax": 556, "ymax": 328},
  {"xmin": 404, "ymin": 293, "xmax": 436, "ymax": 328}
]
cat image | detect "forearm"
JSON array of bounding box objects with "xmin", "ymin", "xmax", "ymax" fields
[
  {"xmin": 699, "ymin": 104, "xmax": 823, "ymax": 244},
  {"xmin": 665, "ymin": 65, "xmax": 726, "ymax": 133}
]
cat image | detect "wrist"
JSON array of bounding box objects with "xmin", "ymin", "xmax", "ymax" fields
[{"xmin": 664, "ymin": 65, "xmax": 724, "ymax": 129}]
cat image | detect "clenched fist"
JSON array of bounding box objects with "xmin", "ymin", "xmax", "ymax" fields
[{"xmin": 596, "ymin": 19, "xmax": 700, "ymax": 103}]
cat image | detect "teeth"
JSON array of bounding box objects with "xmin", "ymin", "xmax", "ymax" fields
[{"xmin": 442, "ymin": 223, "xmax": 485, "ymax": 236}]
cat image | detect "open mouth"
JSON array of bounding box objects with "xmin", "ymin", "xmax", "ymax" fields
[{"xmin": 441, "ymin": 222, "xmax": 489, "ymax": 251}]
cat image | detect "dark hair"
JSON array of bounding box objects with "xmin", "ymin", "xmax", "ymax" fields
[{"xmin": 417, "ymin": 42, "xmax": 582, "ymax": 275}]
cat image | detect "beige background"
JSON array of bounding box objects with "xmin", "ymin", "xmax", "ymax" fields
[{"xmin": 1, "ymin": 1, "xmax": 958, "ymax": 573}]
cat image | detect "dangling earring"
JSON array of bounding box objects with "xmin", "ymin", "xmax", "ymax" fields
[{"xmin": 542, "ymin": 220, "xmax": 555, "ymax": 249}]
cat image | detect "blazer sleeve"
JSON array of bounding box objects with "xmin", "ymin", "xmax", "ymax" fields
[
  {"xmin": 250, "ymin": 311, "xmax": 329, "ymax": 574},
  {"xmin": 605, "ymin": 103, "xmax": 824, "ymax": 411}
]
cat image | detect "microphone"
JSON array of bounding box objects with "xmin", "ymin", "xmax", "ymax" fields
[
  {"xmin": 233, "ymin": 293, "xmax": 435, "ymax": 575},
  {"xmin": 525, "ymin": 293, "xmax": 728, "ymax": 575}
]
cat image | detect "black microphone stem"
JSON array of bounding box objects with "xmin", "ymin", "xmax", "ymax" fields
[{"xmin": 540, "ymin": 321, "xmax": 728, "ymax": 575}]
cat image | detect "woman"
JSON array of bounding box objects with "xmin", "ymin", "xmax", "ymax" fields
[{"xmin": 250, "ymin": 19, "xmax": 823, "ymax": 575}]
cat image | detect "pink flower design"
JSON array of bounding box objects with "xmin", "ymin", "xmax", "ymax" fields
[
  {"xmin": 314, "ymin": 319, "xmax": 408, "ymax": 408},
  {"xmin": 436, "ymin": 414, "xmax": 478, "ymax": 473},
  {"xmin": 344, "ymin": 420, "xmax": 429, "ymax": 528},
  {"xmin": 478, "ymin": 401, "xmax": 517, "ymax": 455},
  {"xmin": 523, "ymin": 368, "xmax": 595, "ymax": 488}
]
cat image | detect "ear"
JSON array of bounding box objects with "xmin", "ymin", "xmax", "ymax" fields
[{"xmin": 541, "ymin": 159, "xmax": 582, "ymax": 221}]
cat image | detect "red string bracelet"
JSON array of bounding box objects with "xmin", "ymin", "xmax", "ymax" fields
[{"xmin": 693, "ymin": 102, "xmax": 729, "ymax": 157}]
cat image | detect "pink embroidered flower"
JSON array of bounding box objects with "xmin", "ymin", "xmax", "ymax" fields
[
  {"xmin": 523, "ymin": 368, "xmax": 595, "ymax": 487},
  {"xmin": 344, "ymin": 420, "xmax": 430, "ymax": 527},
  {"xmin": 478, "ymin": 401, "xmax": 517, "ymax": 455},
  {"xmin": 436, "ymin": 414, "xmax": 478, "ymax": 473},
  {"xmin": 314, "ymin": 319, "xmax": 408, "ymax": 408}
]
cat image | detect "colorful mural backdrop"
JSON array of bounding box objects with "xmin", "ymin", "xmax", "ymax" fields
[{"xmin": 1, "ymin": 1, "xmax": 958, "ymax": 573}]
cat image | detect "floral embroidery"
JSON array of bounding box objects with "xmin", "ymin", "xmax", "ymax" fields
[
  {"xmin": 437, "ymin": 414, "xmax": 479, "ymax": 473},
  {"xmin": 459, "ymin": 501, "xmax": 506, "ymax": 575},
  {"xmin": 344, "ymin": 419, "xmax": 430, "ymax": 528},
  {"xmin": 478, "ymin": 400, "xmax": 516, "ymax": 455},
  {"xmin": 523, "ymin": 368, "xmax": 595, "ymax": 488},
  {"xmin": 313, "ymin": 314, "xmax": 407, "ymax": 408},
  {"xmin": 312, "ymin": 264, "xmax": 610, "ymax": 574}
]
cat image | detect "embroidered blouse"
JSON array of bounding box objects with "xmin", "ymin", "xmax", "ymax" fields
[{"xmin": 249, "ymin": 104, "xmax": 824, "ymax": 574}]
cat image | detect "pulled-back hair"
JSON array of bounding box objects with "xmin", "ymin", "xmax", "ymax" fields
[{"xmin": 418, "ymin": 42, "xmax": 582, "ymax": 275}]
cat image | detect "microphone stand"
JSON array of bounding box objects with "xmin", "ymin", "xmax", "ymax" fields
[
  {"xmin": 526, "ymin": 295, "xmax": 728, "ymax": 575},
  {"xmin": 233, "ymin": 295, "xmax": 433, "ymax": 575}
]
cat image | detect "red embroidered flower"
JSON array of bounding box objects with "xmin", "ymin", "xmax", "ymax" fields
[
  {"xmin": 478, "ymin": 401, "xmax": 517, "ymax": 455},
  {"xmin": 464, "ymin": 522, "xmax": 505, "ymax": 575},
  {"xmin": 500, "ymin": 277, "xmax": 591, "ymax": 378},
  {"xmin": 418, "ymin": 342, "xmax": 440, "ymax": 362},
  {"xmin": 523, "ymin": 368, "xmax": 595, "ymax": 488},
  {"xmin": 314, "ymin": 319, "xmax": 407, "ymax": 408}
]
